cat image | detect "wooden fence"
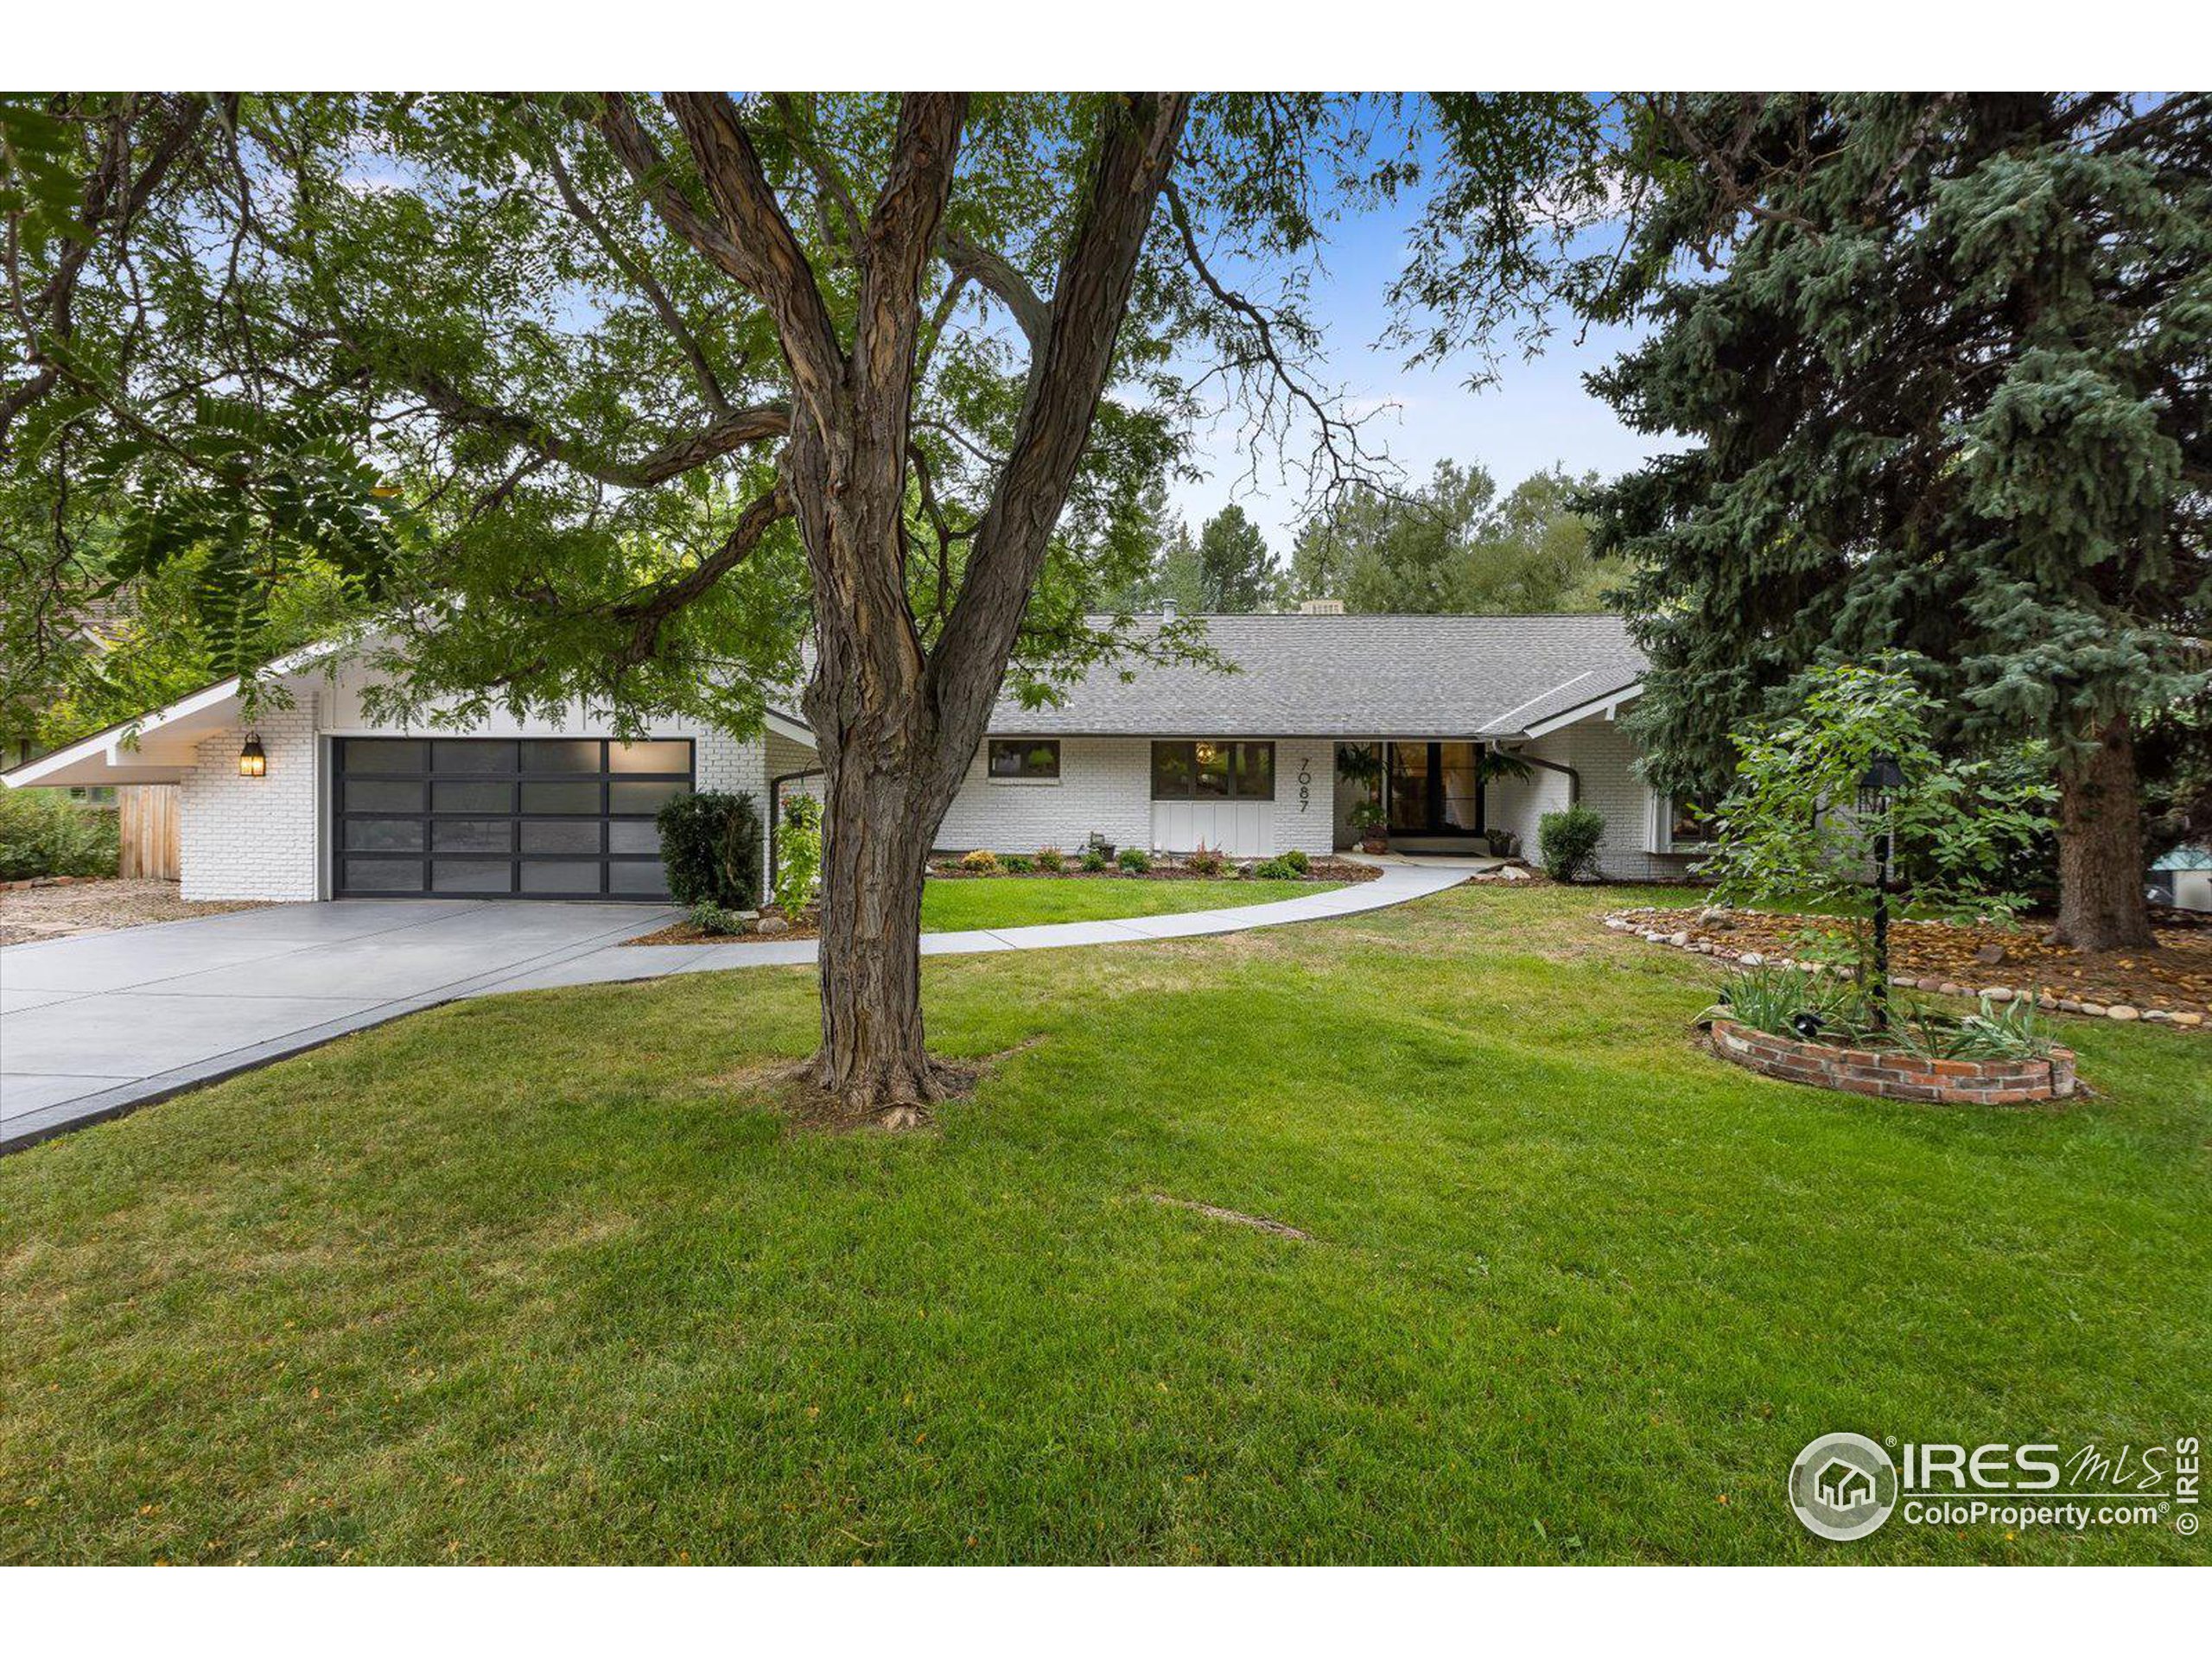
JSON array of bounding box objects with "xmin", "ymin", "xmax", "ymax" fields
[{"xmin": 118, "ymin": 784, "xmax": 180, "ymax": 880}]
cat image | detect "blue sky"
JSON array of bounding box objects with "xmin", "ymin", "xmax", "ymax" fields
[{"xmin": 1164, "ymin": 154, "xmax": 1672, "ymax": 551}]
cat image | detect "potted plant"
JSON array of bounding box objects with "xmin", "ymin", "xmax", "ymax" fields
[{"xmin": 1348, "ymin": 799, "xmax": 1389, "ymax": 854}]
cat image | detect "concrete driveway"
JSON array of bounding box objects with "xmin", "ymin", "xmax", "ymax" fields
[
  {"xmin": 1, "ymin": 863, "xmax": 1472, "ymax": 1151},
  {"xmin": 1, "ymin": 899, "xmax": 677, "ymax": 1147}
]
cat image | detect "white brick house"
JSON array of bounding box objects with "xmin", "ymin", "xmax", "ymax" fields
[{"xmin": 3, "ymin": 613, "xmax": 1702, "ymax": 898}]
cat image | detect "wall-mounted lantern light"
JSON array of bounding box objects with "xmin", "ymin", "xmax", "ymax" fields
[{"xmin": 238, "ymin": 733, "xmax": 267, "ymax": 779}]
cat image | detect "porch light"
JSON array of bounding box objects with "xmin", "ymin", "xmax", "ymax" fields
[{"xmin": 238, "ymin": 733, "xmax": 267, "ymax": 779}]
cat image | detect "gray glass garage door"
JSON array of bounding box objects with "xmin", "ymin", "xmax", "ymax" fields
[{"xmin": 334, "ymin": 737, "xmax": 690, "ymax": 899}]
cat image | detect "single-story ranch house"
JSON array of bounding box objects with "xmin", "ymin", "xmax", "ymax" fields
[{"xmin": 3, "ymin": 611, "xmax": 1704, "ymax": 900}]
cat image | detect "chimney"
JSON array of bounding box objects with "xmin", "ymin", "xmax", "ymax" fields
[
  {"xmin": 1299, "ymin": 598, "xmax": 1345, "ymax": 615},
  {"xmin": 1161, "ymin": 599, "xmax": 1177, "ymax": 620}
]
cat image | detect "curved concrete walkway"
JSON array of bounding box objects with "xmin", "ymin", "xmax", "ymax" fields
[{"xmin": 0, "ymin": 865, "xmax": 1468, "ymax": 1150}]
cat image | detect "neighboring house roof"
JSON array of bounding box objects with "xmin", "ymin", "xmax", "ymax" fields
[
  {"xmin": 989, "ymin": 613, "xmax": 1645, "ymax": 740},
  {"xmin": 2152, "ymin": 843, "xmax": 2212, "ymax": 872}
]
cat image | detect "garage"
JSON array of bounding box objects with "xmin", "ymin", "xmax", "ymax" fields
[{"xmin": 333, "ymin": 737, "xmax": 691, "ymax": 899}]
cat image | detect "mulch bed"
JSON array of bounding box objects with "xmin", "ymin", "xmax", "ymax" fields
[
  {"xmin": 1615, "ymin": 904, "xmax": 2212, "ymax": 1023},
  {"xmin": 925, "ymin": 855, "xmax": 1382, "ymax": 884},
  {"xmin": 629, "ymin": 906, "xmax": 820, "ymax": 947},
  {"xmin": 0, "ymin": 878, "xmax": 268, "ymax": 945}
]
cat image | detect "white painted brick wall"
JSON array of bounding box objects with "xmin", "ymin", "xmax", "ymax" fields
[
  {"xmin": 1484, "ymin": 717, "xmax": 1701, "ymax": 883},
  {"xmin": 175, "ymin": 662, "xmax": 771, "ymax": 901},
  {"xmin": 178, "ymin": 700, "xmax": 322, "ymax": 901},
  {"xmin": 933, "ymin": 735, "xmax": 1334, "ymax": 859}
]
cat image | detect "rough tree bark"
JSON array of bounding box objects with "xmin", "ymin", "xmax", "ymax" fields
[
  {"xmin": 611, "ymin": 91, "xmax": 1192, "ymax": 1121},
  {"xmin": 2050, "ymin": 712, "xmax": 2158, "ymax": 951}
]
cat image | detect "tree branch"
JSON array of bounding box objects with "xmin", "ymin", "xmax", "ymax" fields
[{"xmin": 930, "ymin": 93, "xmax": 1191, "ymax": 761}]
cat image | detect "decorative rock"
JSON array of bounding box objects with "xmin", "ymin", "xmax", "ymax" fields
[
  {"xmin": 756, "ymin": 916, "xmax": 791, "ymax": 936},
  {"xmin": 2173, "ymin": 1013, "xmax": 2203, "ymax": 1027},
  {"xmin": 1739, "ymin": 951, "xmax": 1764, "ymax": 967},
  {"xmin": 2081, "ymin": 1002, "xmax": 2107, "ymax": 1017},
  {"xmin": 2144, "ymin": 1009, "xmax": 2172, "ymax": 1022},
  {"xmin": 1497, "ymin": 864, "xmax": 1531, "ymax": 881},
  {"xmin": 1979, "ymin": 987, "xmax": 2014, "ymax": 1002},
  {"xmin": 2106, "ymin": 1004, "xmax": 2141, "ymax": 1021},
  {"xmin": 2057, "ymin": 998, "xmax": 2086, "ymax": 1014},
  {"xmin": 1939, "ymin": 982, "xmax": 1965, "ymax": 998},
  {"xmin": 1891, "ymin": 975, "xmax": 1914, "ymax": 987},
  {"xmin": 1974, "ymin": 942, "xmax": 2008, "ymax": 966},
  {"xmin": 2037, "ymin": 993, "xmax": 2058, "ymax": 1010},
  {"xmin": 1698, "ymin": 906, "xmax": 1737, "ymax": 929},
  {"xmin": 1667, "ymin": 931, "xmax": 1689, "ymax": 947},
  {"xmin": 1916, "ymin": 976, "xmax": 1945, "ymax": 993}
]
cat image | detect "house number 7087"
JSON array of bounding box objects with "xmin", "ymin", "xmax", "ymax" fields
[{"xmin": 1297, "ymin": 755, "xmax": 1313, "ymax": 812}]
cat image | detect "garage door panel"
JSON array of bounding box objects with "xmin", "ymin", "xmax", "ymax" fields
[{"xmin": 334, "ymin": 737, "xmax": 688, "ymax": 900}]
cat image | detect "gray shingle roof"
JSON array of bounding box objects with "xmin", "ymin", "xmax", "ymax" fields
[{"xmin": 989, "ymin": 613, "xmax": 1646, "ymax": 739}]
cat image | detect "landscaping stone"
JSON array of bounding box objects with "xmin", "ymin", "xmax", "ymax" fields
[
  {"xmin": 1974, "ymin": 942, "xmax": 2008, "ymax": 965},
  {"xmin": 1916, "ymin": 976, "xmax": 1946, "ymax": 992},
  {"xmin": 2107, "ymin": 1004, "xmax": 2141, "ymax": 1021},
  {"xmin": 756, "ymin": 916, "xmax": 791, "ymax": 936}
]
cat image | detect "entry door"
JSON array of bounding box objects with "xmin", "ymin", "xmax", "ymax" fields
[
  {"xmin": 1386, "ymin": 741, "xmax": 1485, "ymax": 836},
  {"xmin": 334, "ymin": 737, "xmax": 691, "ymax": 899}
]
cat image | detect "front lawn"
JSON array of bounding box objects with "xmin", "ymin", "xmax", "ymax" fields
[
  {"xmin": 2, "ymin": 885, "xmax": 2205, "ymax": 1564},
  {"xmin": 918, "ymin": 874, "xmax": 1341, "ymax": 931}
]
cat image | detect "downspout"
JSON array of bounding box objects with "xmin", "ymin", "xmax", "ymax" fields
[
  {"xmin": 766, "ymin": 766, "xmax": 825, "ymax": 894},
  {"xmin": 1508, "ymin": 746, "xmax": 1580, "ymax": 804}
]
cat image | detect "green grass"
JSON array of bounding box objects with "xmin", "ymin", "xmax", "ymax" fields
[
  {"xmin": 2, "ymin": 884, "xmax": 2205, "ymax": 1564},
  {"xmin": 918, "ymin": 874, "xmax": 1339, "ymax": 931}
]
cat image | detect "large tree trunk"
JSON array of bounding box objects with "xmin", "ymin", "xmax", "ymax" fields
[{"xmin": 2050, "ymin": 712, "xmax": 2157, "ymax": 951}]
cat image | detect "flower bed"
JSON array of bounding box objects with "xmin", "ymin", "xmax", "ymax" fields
[
  {"xmin": 1707, "ymin": 1017, "xmax": 2078, "ymax": 1104},
  {"xmin": 927, "ymin": 854, "xmax": 1381, "ymax": 884}
]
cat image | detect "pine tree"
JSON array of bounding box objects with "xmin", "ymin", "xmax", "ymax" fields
[
  {"xmin": 1584, "ymin": 93, "xmax": 2211, "ymax": 950},
  {"xmin": 1194, "ymin": 504, "xmax": 1278, "ymax": 612}
]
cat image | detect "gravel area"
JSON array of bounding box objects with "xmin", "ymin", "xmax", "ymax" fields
[{"xmin": 0, "ymin": 879, "xmax": 269, "ymax": 945}]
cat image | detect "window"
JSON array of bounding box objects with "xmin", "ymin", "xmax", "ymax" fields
[
  {"xmin": 1150, "ymin": 741, "xmax": 1275, "ymax": 802},
  {"xmin": 1660, "ymin": 791, "xmax": 1719, "ymax": 851},
  {"xmin": 988, "ymin": 739, "xmax": 1061, "ymax": 781}
]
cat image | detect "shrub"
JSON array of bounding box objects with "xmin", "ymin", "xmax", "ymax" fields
[
  {"xmin": 960, "ymin": 848, "xmax": 1001, "ymax": 876},
  {"xmin": 656, "ymin": 791, "xmax": 763, "ymax": 909},
  {"xmin": 689, "ymin": 899, "xmax": 750, "ymax": 937},
  {"xmin": 1184, "ymin": 842, "xmax": 1226, "ymax": 877},
  {"xmin": 1279, "ymin": 848, "xmax": 1310, "ymax": 875},
  {"xmin": 773, "ymin": 794, "xmax": 823, "ymax": 914},
  {"xmin": 1116, "ymin": 847, "xmax": 1151, "ymax": 874},
  {"xmin": 1034, "ymin": 845, "xmax": 1065, "ymax": 874},
  {"xmin": 1079, "ymin": 846, "xmax": 1109, "ymax": 874},
  {"xmin": 1002, "ymin": 853, "xmax": 1035, "ymax": 874},
  {"xmin": 1537, "ymin": 805, "xmax": 1605, "ymax": 883},
  {"xmin": 1251, "ymin": 855, "xmax": 1300, "ymax": 880},
  {"xmin": 0, "ymin": 789, "xmax": 120, "ymax": 883}
]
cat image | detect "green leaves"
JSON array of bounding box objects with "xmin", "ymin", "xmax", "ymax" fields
[{"xmin": 1702, "ymin": 658, "xmax": 2055, "ymax": 932}]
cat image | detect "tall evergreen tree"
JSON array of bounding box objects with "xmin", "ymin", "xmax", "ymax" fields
[
  {"xmin": 1194, "ymin": 503, "xmax": 1277, "ymax": 611},
  {"xmin": 1581, "ymin": 93, "xmax": 2210, "ymax": 950}
]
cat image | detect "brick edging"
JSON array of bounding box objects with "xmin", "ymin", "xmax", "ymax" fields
[
  {"xmin": 1707, "ymin": 1018, "xmax": 2077, "ymax": 1104},
  {"xmin": 1605, "ymin": 908, "xmax": 2206, "ymax": 1033}
]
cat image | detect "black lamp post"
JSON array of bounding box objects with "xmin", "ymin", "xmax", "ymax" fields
[{"xmin": 1858, "ymin": 753, "xmax": 1905, "ymax": 1030}]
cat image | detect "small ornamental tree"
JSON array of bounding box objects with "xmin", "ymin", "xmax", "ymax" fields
[
  {"xmin": 1700, "ymin": 660, "xmax": 2055, "ymax": 983},
  {"xmin": 774, "ymin": 794, "xmax": 824, "ymax": 917}
]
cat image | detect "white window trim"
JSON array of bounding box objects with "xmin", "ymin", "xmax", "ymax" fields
[{"xmin": 1649, "ymin": 789, "xmax": 1718, "ymax": 855}]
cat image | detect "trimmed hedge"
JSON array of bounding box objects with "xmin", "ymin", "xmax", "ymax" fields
[{"xmin": 1537, "ymin": 804, "xmax": 1605, "ymax": 883}]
